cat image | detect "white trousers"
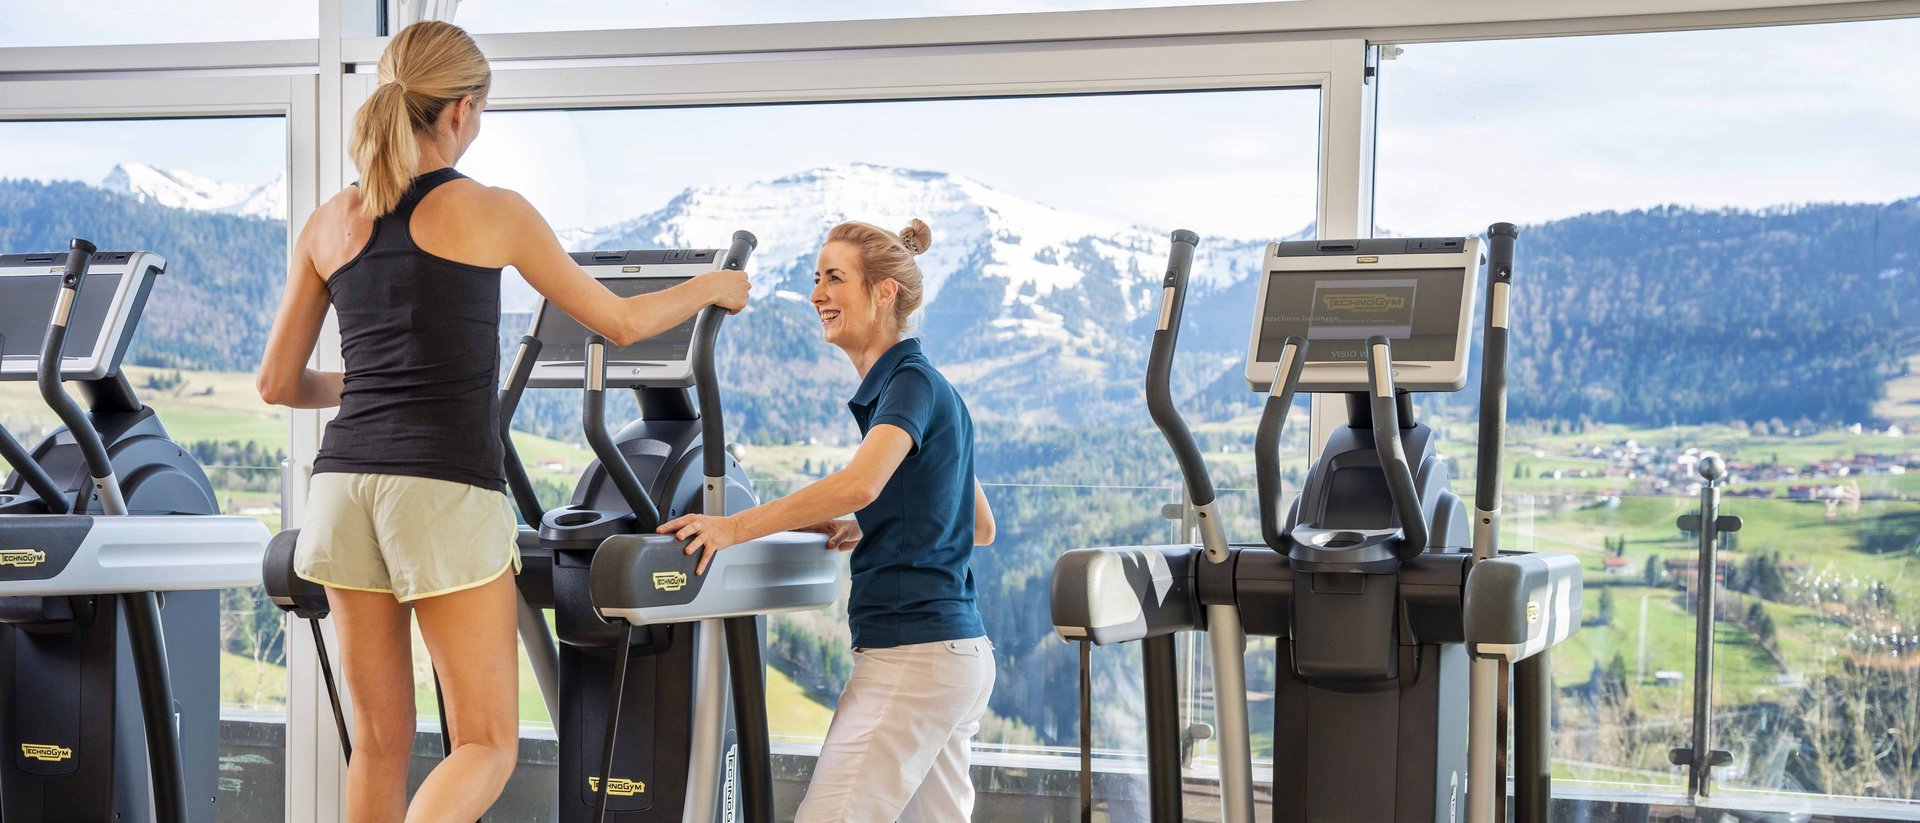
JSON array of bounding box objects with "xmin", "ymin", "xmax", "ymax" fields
[{"xmin": 794, "ymin": 636, "xmax": 997, "ymax": 823}]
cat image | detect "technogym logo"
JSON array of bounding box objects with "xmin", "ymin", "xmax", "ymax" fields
[
  {"xmin": 21, "ymin": 743, "xmax": 72, "ymax": 762},
  {"xmin": 1322, "ymin": 294, "xmax": 1407, "ymax": 313},
  {"xmin": 652, "ymin": 571, "xmax": 688, "ymax": 592},
  {"xmin": 588, "ymin": 776, "xmax": 646, "ymax": 796},
  {"xmin": 0, "ymin": 550, "xmax": 46, "ymax": 568}
]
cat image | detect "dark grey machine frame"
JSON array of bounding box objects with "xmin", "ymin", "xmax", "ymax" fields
[{"xmin": 1052, "ymin": 226, "xmax": 1582, "ymax": 823}]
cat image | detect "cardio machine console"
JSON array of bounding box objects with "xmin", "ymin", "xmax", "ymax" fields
[
  {"xmin": 522, "ymin": 248, "xmax": 723, "ymax": 389},
  {"xmin": 1244, "ymin": 236, "xmax": 1482, "ymax": 394},
  {"xmin": 0, "ymin": 250, "xmax": 165, "ymax": 382}
]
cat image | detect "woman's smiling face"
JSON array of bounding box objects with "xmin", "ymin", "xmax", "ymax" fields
[{"xmin": 811, "ymin": 240, "xmax": 890, "ymax": 347}]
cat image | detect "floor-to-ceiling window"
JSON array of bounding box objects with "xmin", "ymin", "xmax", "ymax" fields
[
  {"xmin": 0, "ymin": 115, "xmax": 294, "ymax": 819},
  {"xmin": 1376, "ymin": 17, "xmax": 1920, "ymax": 811}
]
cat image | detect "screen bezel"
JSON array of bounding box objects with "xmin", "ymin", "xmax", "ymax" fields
[
  {"xmin": 522, "ymin": 256, "xmax": 720, "ymax": 389},
  {"xmin": 1243, "ymin": 240, "xmax": 1482, "ymax": 394},
  {"xmin": 0, "ymin": 251, "xmax": 164, "ymax": 383}
]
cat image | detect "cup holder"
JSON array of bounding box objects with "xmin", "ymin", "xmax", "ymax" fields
[
  {"xmin": 1313, "ymin": 530, "xmax": 1366, "ymax": 548},
  {"xmin": 551, "ymin": 510, "xmax": 604, "ymax": 528}
]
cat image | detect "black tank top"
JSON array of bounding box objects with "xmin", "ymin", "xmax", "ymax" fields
[{"xmin": 313, "ymin": 168, "xmax": 505, "ymax": 492}]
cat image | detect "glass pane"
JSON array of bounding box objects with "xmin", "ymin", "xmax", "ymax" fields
[
  {"xmin": 459, "ymin": 88, "xmax": 1319, "ymax": 814},
  {"xmin": 0, "ymin": 117, "xmax": 290, "ymax": 818},
  {"xmin": 1377, "ymin": 17, "xmax": 1920, "ymax": 811},
  {"xmin": 458, "ymin": 0, "xmax": 1290, "ymax": 34},
  {"xmin": 0, "ymin": 1, "xmax": 317, "ymax": 48}
]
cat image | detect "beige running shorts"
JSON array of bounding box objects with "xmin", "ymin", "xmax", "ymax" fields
[{"xmin": 293, "ymin": 472, "xmax": 521, "ymax": 602}]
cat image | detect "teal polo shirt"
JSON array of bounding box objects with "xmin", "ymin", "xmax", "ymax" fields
[{"xmin": 845, "ymin": 337, "xmax": 987, "ymax": 650}]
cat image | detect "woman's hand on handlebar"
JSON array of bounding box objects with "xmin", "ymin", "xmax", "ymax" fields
[
  {"xmin": 659, "ymin": 513, "xmax": 739, "ymax": 575},
  {"xmin": 800, "ymin": 518, "xmax": 862, "ymax": 552},
  {"xmin": 697, "ymin": 269, "xmax": 751, "ymax": 314}
]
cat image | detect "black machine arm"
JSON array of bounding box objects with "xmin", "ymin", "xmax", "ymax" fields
[
  {"xmin": 1473, "ymin": 222, "xmax": 1518, "ymax": 555},
  {"xmin": 498, "ymin": 334, "xmax": 548, "ymax": 526},
  {"xmin": 1364, "ymin": 335, "xmax": 1428, "ymax": 558},
  {"xmin": 583, "ymin": 333, "xmax": 662, "ymax": 530},
  {"xmin": 37, "ymin": 238, "xmax": 126, "ymax": 517},
  {"xmin": 1146, "ymin": 230, "xmax": 1216, "ymax": 510},
  {"xmin": 1255, "ymin": 336, "xmax": 1308, "ymax": 552},
  {"xmin": 690, "ymin": 230, "xmax": 756, "ymax": 486},
  {"xmin": 686, "ymin": 229, "xmax": 777, "ymax": 823},
  {"xmin": 0, "ymin": 334, "xmax": 69, "ymax": 512}
]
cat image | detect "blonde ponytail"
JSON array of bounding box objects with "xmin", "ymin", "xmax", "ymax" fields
[{"xmin": 349, "ymin": 20, "xmax": 491, "ymax": 218}]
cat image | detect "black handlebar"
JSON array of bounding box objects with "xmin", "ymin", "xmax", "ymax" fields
[
  {"xmin": 1256, "ymin": 336, "xmax": 1309, "ymax": 552},
  {"xmin": 690, "ymin": 230, "xmax": 756, "ymax": 484},
  {"xmin": 1475, "ymin": 223, "xmax": 1518, "ymax": 511},
  {"xmin": 1146, "ymin": 231, "xmax": 1216, "ymax": 508},
  {"xmin": 583, "ymin": 334, "xmax": 662, "ymax": 531},
  {"xmin": 499, "ymin": 335, "xmax": 547, "ymax": 526},
  {"xmin": 0, "ymin": 333, "xmax": 71, "ymax": 513},
  {"xmin": 1365, "ymin": 335, "xmax": 1428, "ymax": 558},
  {"xmin": 38, "ymin": 239, "xmax": 113, "ymax": 515}
]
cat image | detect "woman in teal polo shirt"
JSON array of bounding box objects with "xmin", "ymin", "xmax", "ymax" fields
[{"xmin": 658, "ymin": 218, "xmax": 996, "ymax": 821}]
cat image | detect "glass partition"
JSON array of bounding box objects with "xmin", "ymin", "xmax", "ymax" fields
[
  {"xmin": 1376, "ymin": 16, "xmax": 1920, "ymax": 809},
  {"xmin": 0, "ymin": 2, "xmax": 316, "ymax": 47},
  {"xmin": 0, "ymin": 115, "xmax": 291, "ymax": 819},
  {"xmin": 452, "ymin": 86, "xmax": 1320, "ymax": 812}
]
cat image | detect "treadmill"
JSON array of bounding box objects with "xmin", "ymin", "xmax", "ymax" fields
[
  {"xmin": 0, "ymin": 240, "xmax": 272, "ymax": 823},
  {"xmin": 1052, "ymin": 227, "xmax": 1582, "ymax": 822},
  {"xmin": 267, "ymin": 231, "xmax": 846, "ymax": 821}
]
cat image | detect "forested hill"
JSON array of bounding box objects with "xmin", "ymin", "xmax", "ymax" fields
[
  {"xmin": 1190, "ymin": 197, "xmax": 1920, "ymax": 428},
  {"xmin": 0, "ymin": 178, "xmax": 284, "ymax": 371},
  {"xmin": 5, "ymin": 172, "xmax": 1918, "ymax": 430},
  {"xmin": 1504, "ymin": 199, "xmax": 1920, "ymax": 426}
]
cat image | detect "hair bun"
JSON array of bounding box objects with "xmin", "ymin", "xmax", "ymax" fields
[{"xmin": 899, "ymin": 218, "xmax": 933, "ymax": 256}]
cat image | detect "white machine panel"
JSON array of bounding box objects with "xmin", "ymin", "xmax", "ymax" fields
[
  {"xmin": 0, "ymin": 251, "xmax": 165, "ymax": 382},
  {"xmin": 524, "ymin": 249, "xmax": 723, "ymax": 389},
  {"xmin": 0, "ymin": 514, "xmax": 270, "ymax": 596},
  {"xmin": 1245, "ymin": 238, "xmax": 1482, "ymax": 393}
]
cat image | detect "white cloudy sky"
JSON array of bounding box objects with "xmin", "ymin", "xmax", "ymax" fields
[{"xmin": 0, "ymin": 4, "xmax": 1915, "ymax": 240}]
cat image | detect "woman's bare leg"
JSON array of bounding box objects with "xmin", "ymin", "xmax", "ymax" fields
[
  {"xmin": 404, "ymin": 571, "xmax": 520, "ymax": 822},
  {"xmin": 327, "ymin": 587, "xmax": 415, "ymax": 823}
]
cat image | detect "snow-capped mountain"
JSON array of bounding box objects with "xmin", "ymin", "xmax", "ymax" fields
[
  {"xmin": 545, "ymin": 163, "xmax": 1308, "ymax": 427},
  {"xmin": 100, "ymin": 162, "xmax": 285, "ymax": 220}
]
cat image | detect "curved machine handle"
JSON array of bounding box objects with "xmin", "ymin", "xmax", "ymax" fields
[
  {"xmin": 0, "ymin": 335, "xmax": 70, "ymax": 512},
  {"xmin": 689, "ymin": 230, "xmax": 756, "ymax": 491},
  {"xmin": 498, "ymin": 334, "xmax": 547, "ymax": 526},
  {"xmin": 1474, "ymin": 222, "xmax": 1518, "ymax": 559},
  {"xmin": 1364, "ymin": 335, "xmax": 1427, "ymax": 558},
  {"xmin": 583, "ymin": 334, "xmax": 661, "ymax": 530},
  {"xmin": 1255, "ymin": 336, "xmax": 1308, "ymax": 552},
  {"xmin": 1146, "ymin": 230, "xmax": 1217, "ymax": 510},
  {"xmin": 38, "ymin": 238, "xmax": 125, "ymax": 516}
]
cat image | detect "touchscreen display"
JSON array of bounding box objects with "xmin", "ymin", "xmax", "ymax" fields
[
  {"xmin": 1253, "ymin": 268, "xmax": 1464, "ymax": 365},
  {"xmin": 534, "ymin": 277, "xmax": 694, "ymax": 364},
  {"xmin": 0, "ymin": 273, "xmax": 123, "ymax": 370}
]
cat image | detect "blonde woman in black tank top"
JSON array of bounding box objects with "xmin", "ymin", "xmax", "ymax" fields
[{"xmin": 255, "ymin": 22, "xmax": 749, "ymax": 822}]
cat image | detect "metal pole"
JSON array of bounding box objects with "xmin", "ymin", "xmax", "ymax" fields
[
  {"xmin": 1670, "ymin": 452, "xmax": 1738, "ymax": 797},
  {"xmin": 1513, "ymin": 650, "xmax": 1550, "ymax": 822}
]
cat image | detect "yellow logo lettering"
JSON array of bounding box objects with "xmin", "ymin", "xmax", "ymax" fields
[
  {"xmin": 1526, "ymin": 601, "xmax": 1541, "ymax": 623},
  {"xmin": 0, "ymin": 550, "xmax": 46, "ymax": 568},
  {"xmin": 652, "ymin": 571, "xmax": 688, "ymax": 592},
  {"xmin": 1323, "ymin": 294, "xmax": 1407, "ymax": 313},
  {"xmin": 21, "ymin": 744, "xmax": 72, "ymax": 762},
  {"xmin": 588, "ymin": 776, "xmax": 646, "ymax": 796}
]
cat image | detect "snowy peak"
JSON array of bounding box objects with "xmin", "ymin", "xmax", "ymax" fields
[{"xmin": 100, "ymin": 162, "xmax": 285, "ymax": 220}]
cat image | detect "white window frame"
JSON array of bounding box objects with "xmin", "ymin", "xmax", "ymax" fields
[
  {"xmin": 0, "ymin": 72, "xmax": 337, "ymax": 821},
  {"xmin": 3, "ymin": 1, "xmax": 1918, "ymax": 821}
]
